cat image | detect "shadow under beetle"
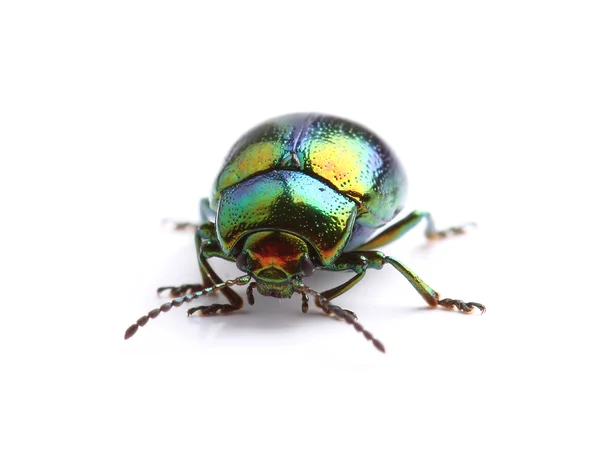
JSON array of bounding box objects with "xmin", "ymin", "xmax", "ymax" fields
[{"xmin": 124, "ymin": 113, "xmax": 485, "ymax": 352}]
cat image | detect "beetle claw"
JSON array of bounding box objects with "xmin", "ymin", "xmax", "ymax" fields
[
  {"xmin": 438, "ymin": 298, "xmax": 486, "ymax": 314},
  {"xmin": 187, "ymin": 303, "xmax": 237, "ymax": 316}
]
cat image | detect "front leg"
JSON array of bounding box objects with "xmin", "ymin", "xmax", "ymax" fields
[
  {"xmin": 125, "ymin": 275, "xmax": 251, "ymax": 340},
  {"xmin": 186, "ymin": 232, "xmax": 245, "ymax": 316},
  {"xmin": 320, "ymin": 252, "xmax": 369, "ymax": 301},
  {"xmin": 188, "ymin": 247, "xmax": 244, "ymax": 316},
  {"xmin": 300, "ymin": 253, "xmax": 368, "ymax": 318},
  {"xmin": 346, "ymin": 251, "xmax": 485, "ymax": 313}
]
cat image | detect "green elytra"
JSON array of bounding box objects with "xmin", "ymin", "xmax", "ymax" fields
[{"xmin": 125, "ymin": 114, "xmax": 485, "ymax": 352}]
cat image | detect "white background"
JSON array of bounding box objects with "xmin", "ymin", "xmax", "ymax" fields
[{"xmin": 2, "ymin": 1, "xmax": 599, "ymax": 449}]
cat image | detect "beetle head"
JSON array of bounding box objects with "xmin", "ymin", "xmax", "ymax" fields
[{"xmin": 236, "ymin": 231, "xmax": 316, "ymax": 298}]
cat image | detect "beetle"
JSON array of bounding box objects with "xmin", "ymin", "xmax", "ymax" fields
[{"xmin": 124, "ymin": 113, "xmax": 485, "ymax": 352}]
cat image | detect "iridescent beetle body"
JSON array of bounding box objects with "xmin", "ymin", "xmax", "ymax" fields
[
  {"xmin": 125, "ymin": 114, "xmax": 485, "ymax": 352},
  {"xmin": 214, "ymin": 113, "xmax": 407, "ymax": 257}
]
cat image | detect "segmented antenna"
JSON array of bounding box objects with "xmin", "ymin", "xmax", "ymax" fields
[
  {"xmin": 296, "ymin": 284, "xmax": 385, "ymax": 353},
  {"xmin": 124, "ymin": 275, "xmax": 251, "ymax": 340}
]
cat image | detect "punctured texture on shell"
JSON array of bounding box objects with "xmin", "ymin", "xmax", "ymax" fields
[
  {"xmin": 212, "ymin": 113, "xmax": 407, "ymax": 259},
  {"xmin": 217, "ymin": 170, "xmax": 357, "ymax": 264}
]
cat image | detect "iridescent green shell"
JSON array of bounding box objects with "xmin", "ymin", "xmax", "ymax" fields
[{"xmin": 211, "ymin": 113, "xmax": 407, "ymax": 264}]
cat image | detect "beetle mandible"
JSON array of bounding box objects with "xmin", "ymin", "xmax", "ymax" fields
[{"xmin": 124, "ymin": 113, "xmax": 485, "ymax": 352}]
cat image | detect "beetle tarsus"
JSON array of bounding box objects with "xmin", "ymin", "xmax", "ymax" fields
[
  {"xmin": 438, "ymin": 298, "xmax": 486, "ymax": 314},
  {"xmin": 161, "ymin": 219, "xmax": 199, "ymax": 232},
  {"xmin": 187, "ymin": 303, "xmax": 238, "ymax": 316},
  {"xmin": 426, "ymin": 221, "xmax": 477, "ymax": 241},
  {"xmin": 356, "ymin": 211, "xmax": 477, "ymax": 252}
]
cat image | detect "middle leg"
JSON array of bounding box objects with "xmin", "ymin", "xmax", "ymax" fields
[
  {"xmin": 356, "ymin": 210, "xmax": 475, "ymax": 251},
  {"xmin": 157, "ymin": 225, "xmax": 221, "ymax": 297}
]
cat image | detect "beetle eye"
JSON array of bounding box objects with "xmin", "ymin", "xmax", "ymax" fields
[
  {"xmin": 236, "ymin": 252, "xmax": 249, "ymax": 271},
  {"xmin": 301, "ymin": 257, "xmax": 315, "ymax": 276}
]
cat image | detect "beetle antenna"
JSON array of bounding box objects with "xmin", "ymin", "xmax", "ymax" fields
[
  {"xmin": 124, "ymin": 275, "xmax": 251, "ymax": 340},
  {"xmin": 295, "ymin": 284, "xmax": 385, "ymax": 353}
]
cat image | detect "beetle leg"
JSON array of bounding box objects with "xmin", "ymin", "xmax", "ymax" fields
[
  {"xmin": 345, "ymin": 251, "xmax": 485, "ymax": 314},
  {"xmin": 310, "ymin": 253, "xmax": 374, "ymax": 318},
  {"xmin": 186, "ymin": 263, "xmax": 244, "ymax": 315},
  {"xmin": 154, "ymin": 226, "xmax": 221, "ymax": 297},
  {"xmin": 187, "ymin": 303, "xmax": 240, "ymax": 316},
  {"xmin": 186, "ymin": 232, "xmax": 245, "ymax": 316},
  {"xmin": 162, "ymin": 198, "xmax": 216, "ymax": 231},
  {"xmin": 355, "ymin": 210, "xmax": 475, "ymax": 251},
  {"xmin": 317, "ymin": 253, "xmax": 369, "ymax": 309},
  {"xmin": 312, "ymin": 272, "xmax": 366, "ymax": 320},
  {"xmin": 161, "ymin": 219, "xmax": 199, "ymax": 232},
  {"xmin": 125, "ymin": 275, "xmax": 251, "ymax": 339},
  {"xmin": 195, "ymin": 226, "xmax": 234, "ymax": 297},
  {"xmin": 438, "ymin": 299, "xmax": 486, "ymax": 313},
  {"xmin": 186, "ymin": 270, "xmax": 244, "ymax": 316},
  {"xmin": 156, "ymin": 261, "xmax": 215, "ymax": 298},
  {"xmin": 159, "ymin": 200, "xmax": 216, "ymax": 233},
  {"xmin": 320, "ymin": 268, "xmax": 367, "ymax": 301}
]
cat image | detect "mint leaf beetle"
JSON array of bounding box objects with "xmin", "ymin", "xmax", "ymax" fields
[{"xmin": 124, "ymin": 114, "xmax": 485, "ymax": 352}]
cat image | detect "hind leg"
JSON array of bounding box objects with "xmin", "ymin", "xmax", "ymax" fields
[
  {"xmin": 157, "ymin": 219, "xmax": 219, "ymax": 297},
  {"xmin": 356, "ymin": 210, "xmax": 475, "ymax": 251},
  {"xmin": 161, "ymin": 198, "xmax": 215, "ymax": 232}
]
